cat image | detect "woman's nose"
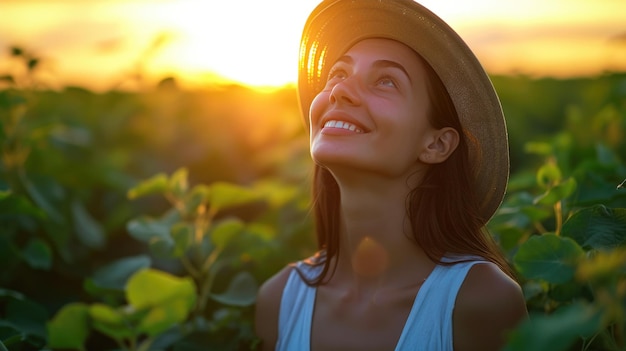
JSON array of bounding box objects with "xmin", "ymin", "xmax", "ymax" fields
[{"xmin": 329, "ymin": 76, "xmax": 362, "ymax": 106}]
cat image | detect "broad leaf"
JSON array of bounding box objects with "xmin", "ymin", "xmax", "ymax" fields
[
  {"xmin": 536, "ymin": 162, "xmax": 562, "ymax": 188},
  {"xmin": 136, "ymin": 298, "xmax": 191, "ymax": 337},
  {"xmin": 127, "ymin": 173, "xmax": 168, "ymax": 200},
  {"xmin": 524, "ymin": 141, "xmax": 553, "ymax": 157},
  {"xmin": 126, "ymin": 269, "xmax": 196, "ymax": 311},
  {"xmin": 504, "ymin": 302, "xmax": 604, "ymax": 351},
  {"xmin": 171, "ymin": 222, "xmax": 194, "ymax": 257},
  {"xmin": 4, "ymin": 292, "xmax": 48, "ymax": 341},
  {"xmin": 71, "ymin": 200, "xmax": 106, "ymax": 249},
  {"xmin": 210, "ymin": 271, "xmax": 258, "ymax": 307},
  {"xmin": 126, "ymin": 209, "xmax": 179, "ymax": 242},
  {"xmin": 208, "ymin": 182, "xmax": 260, "ymax": 211},
  {"xmin": 168, "ymin": 168, "xmax": 188, "ymax": 198},
  {"xmin": 211, "ymin": 218, "xmax": 245, "ymax": 250},
  {"xmin": 562, "ymin": 205, "xmax": 626, "ymax": 250},
  {"xmin": 577, "ymin": 248, "xmax": 626, "ymax": 282},
  {"xmin": 47, "ymin": 303, "xmax": 90, "ymax": 350},
  {"xmin": 89, "ymin": 303, "xmax": 134, "ymax": 339},
  {"xmin": 184, "ymin": 184, "xmax": 210, "ymax": 214},
  {"xmin": 513, "ymin": 234, "xmax": 584, "ymax": 284},
  {"xmin": 126, "ymin": 270, "xmax": 196, "ymax": 337},
  {"xmin": 87, "ymin": 255, "xmax": 151, "ymax": 291},
  {"xmin": 21, "ymin": 238, "xmax": 52, "ymax": 270},
  {"xmin": 19, "ymin": 175, "xmax": 63, "ymax": 223},
  {"xmin": 534, "ymin": 178, "xmax": 577, "ymax": 206},
  {"xmin": 0, "ymin": 191, "xmax": 45, "ymax": 219}
]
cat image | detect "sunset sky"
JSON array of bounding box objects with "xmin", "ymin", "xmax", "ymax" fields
[{"xmin": 1, "ymin": 0, "xmax": 625, "ymax": 91}]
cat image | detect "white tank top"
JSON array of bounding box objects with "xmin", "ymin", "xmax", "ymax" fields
[{"xmin": 276, "ymin": 257, "xmax": 488, "ymax": 351}]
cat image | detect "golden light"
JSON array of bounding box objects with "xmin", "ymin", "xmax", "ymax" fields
[
  {"xmin": 0, "ymin": 0, "xmax": 625, "ymax": 90},
  {"xmin": 141, "ymin": 0, "xmax": 321, "ymax": 88}
]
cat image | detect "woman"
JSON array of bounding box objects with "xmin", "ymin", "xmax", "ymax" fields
[{"xmin": 255, "ymin": 0, "xmax": 528, "ymax": 350}]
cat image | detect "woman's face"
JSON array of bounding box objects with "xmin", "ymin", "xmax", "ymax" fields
[{"xmin": 309, "ymin": 38, "xmax": 438, "ymax": 180}]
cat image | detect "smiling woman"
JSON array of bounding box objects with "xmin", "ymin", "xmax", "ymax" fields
[{"xmin": 0, "ymin": 0, "xmax": 624, "ymax": 90}]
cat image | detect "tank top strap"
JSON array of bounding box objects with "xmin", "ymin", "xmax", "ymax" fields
[
  {"xmin": 395, "ymin": 258, "xmax": 489, "ymax": 351},
  {"xmin": 277, "ymin": 261, "xmax": 320, "ymax": 351}
]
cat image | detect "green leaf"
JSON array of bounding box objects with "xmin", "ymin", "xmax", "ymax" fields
[
  {"xmin": 252, "ymin": 180, "xmax": 299, "ymax": 208},
  {"xmin": 47, "ymin": 303, "xmax": 90, "ymax": 350},
  {"xmin": 524, "ymin": 141, "xmax": 553, "ymax": 156},
  {"xmin": 562, "ymin": 205, "xmax": 626, "ymax": 250},
  {"xmin": 126, "ymin": 269, "xmax": 196, "ymax": 337},
  {"xmin": 87, "ymin": 255, "xmax": 151, "ymax": 292},
  {"xmin": 4, "ymin": 292, "xmax": 48, "ymax": 341},
  {"xmin": 534, "ymin": 178, "xmax": 577, "ymax": 206},
  {"xmin": 127, "ymin": 173, "xmax": 168, "ymax": 200},
  {"xmin": 126, "ymin": 211, "xmax": 179, "ymax": 242},
  {"xmin": 0, "ymin": 191, "xmax": 45, "ymax": 219},
  {"xmin": 89, "ymin": 303, "xmax": 126, "ymax": 325},
  {"xmin": 208, "ymin": 182, "xmax": 260, "ymax": 212},
  {"xmin": 72, "ymin": 200, "xmax": 106, "ymax": 249},
  {"xmin": 184, "ymin": 184, "xmax": 210, "ymax": 214},
  {"xmin": 504, "ymin": 302, "xmax": 604, "ymax": 351},
  {"xmin": 89, "ymin": 303, "xmax": 134, "ymax": 339},
  {"xmin": 168, "ymin": 168, "xmax": 188, "ymax": 198},
  {"xmin": 21, "ymin": 238, "xmax": 52, "ymax": 270},
  {"xmin": 171, "ymin": 222, "xmax": 194, "ymax": 257},
  {"xmin": 494, "ymin": 226, "xmax": 526, "ymax": 252},
  {"xmin": 536, "ymin": 162, "xmax": 562, "ymax": 188},
  {"xmin": 136, "ymin": 298, "xmax": 191, "ymax": 336},
  {"xmin": 520, "ymin": 205, "xmax": 552, "ymax": 222},
  {"xmin": 126, "ymin": 269, "xmax": 196, "ymax": 311},
  {"xmin": 211, "ymin": 218, "xmax": 245, "ymax": 250},
  {"xmin": 148, "ymin": 236, "xmax": 176, "ymax": 258},
  {"xmin": 19, "ymin": 174, "xmax": 63, "ymax": 223},
  {"xmin": 210, "ymin": 271, "xmax": 258, "ymax": 307},
  {"xmin": 576, "ymin": 248, "xmax": 626, "ymax": 282},
  {"xmin": 126, "ymin": 211, "xmax": 182, "ymax": 257},
  {"xmin": 513, "ymin": 234, "xmax": 584, "ymax": 284}
]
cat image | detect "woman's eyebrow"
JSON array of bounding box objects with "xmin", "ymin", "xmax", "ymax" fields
[
  {"xmin": 331, "ymin": 56, "xmax": 411, "ymax": 83},
  {"xmin": 373, "ymin": 59, "xmax": 412, "ymax": 83},
  {"xmin": 333, "ymin": 55, "xmax": 353, "ymax": 66}
]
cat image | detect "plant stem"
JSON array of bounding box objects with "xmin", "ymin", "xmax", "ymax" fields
[{"xmin": 554, "ymin": 200, "xmax": 563, "ymax": 235}]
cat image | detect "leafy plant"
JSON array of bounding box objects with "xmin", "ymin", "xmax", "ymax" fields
[
  {"xmin": 44, "ymin": 168, "xmax": 308, "ymax": 350},
  {"xmin": 2, "ymin": 43, "xmax": 626, "ymax": 350},
  {"xmin": 494, "ymin": 105, "xmax": 626, "ymax": 350}
]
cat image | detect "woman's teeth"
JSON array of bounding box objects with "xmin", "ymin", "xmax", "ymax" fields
[{"xmin": 323, "ymin": 120, "xmax": 363, "ymax": 133}]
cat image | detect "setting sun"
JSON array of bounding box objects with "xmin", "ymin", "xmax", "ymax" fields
[{"xmin": 1, "ymin": 0, "xmax": 625, "ymax": 90}]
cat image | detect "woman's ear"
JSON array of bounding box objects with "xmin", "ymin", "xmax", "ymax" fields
[{"xmin": 419, "ymin": 127, "xmax": 459, "ymax": 164}]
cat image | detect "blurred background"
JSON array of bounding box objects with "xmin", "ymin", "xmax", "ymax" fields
[
  {"xmin": 1, "ymin": 0, "xmax": 626, "ymax": 90},
  {"xmin": 1, "ymin": 1, "xmax": 626, "ymax": 351}
]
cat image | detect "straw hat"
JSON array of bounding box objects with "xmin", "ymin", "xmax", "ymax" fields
[{"xmin": 297, "ymin": 0, "xmax": 509, "ymax": 223}]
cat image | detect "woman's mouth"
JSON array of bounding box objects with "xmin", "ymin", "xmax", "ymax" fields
[{"xmin": 323, "ymin": 120, "xmax": 364, "ymax": 133}]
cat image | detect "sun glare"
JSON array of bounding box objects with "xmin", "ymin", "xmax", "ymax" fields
[
  {"xmin": 140, "ymin": 0, "xmax": 321, "ymax": 89},
  {"xmin": 0, "ymin": 0, "xmax": 625, "ymax": 90}
]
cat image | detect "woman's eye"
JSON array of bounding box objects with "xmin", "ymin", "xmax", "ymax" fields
[
  {"xmin": 377, "ymin": 77, "xmax": 397, "ymax": 88},
  {"xmin": 328, "ymin": 68, "xmax": 347, "ymax": 81}
]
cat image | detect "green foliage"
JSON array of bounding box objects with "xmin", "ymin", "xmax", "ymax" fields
[
  {"xmin": 2, "ymin": 45, "xmax": 626, "ymax": 350},
  {"xmin": 489, "ymin": 86, "xmax": 626, "ymax": 349}
]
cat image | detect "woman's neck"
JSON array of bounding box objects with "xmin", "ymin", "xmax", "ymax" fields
[{"xmin": 329, "ymin": 173, "xmax": 433, "ymax": 291}]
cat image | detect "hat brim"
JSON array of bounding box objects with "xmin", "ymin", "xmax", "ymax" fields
[{"xmin": 297, "ymin": 0, "xmax": 509, "ymax": 223}]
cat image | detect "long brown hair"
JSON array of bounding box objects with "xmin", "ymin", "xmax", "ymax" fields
[{"xmin": 301, "ymin": 48, "xmax": 515, "ymax": 285}]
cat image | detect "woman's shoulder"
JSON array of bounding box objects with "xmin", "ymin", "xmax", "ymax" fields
[
  {"xmin": 453, "ymin": 262, "xmax": 528, "ymax": 350},
  {"xmin": 254, "ymin": 264, "xmax": 296, "ymax": 351},
  {"xmin": 257, "ymin": 264, "xmax": 296, "ymax": 305}
]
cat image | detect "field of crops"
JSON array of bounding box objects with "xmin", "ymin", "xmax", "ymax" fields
[{"xmin": 1, "ymin": 51, "xmax": 626, "ymax": 350}]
